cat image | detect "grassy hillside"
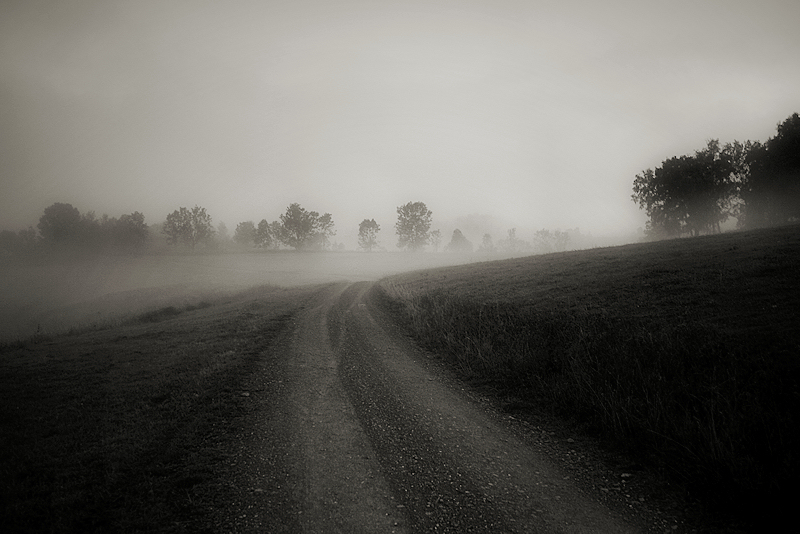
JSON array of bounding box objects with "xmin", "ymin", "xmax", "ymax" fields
[{"xmin": 377, "ymin": 224, "xmax": 800, "ymax": 526}]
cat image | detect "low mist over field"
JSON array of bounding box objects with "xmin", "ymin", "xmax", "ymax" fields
[
  {"xmin": 2, "ymin": 1, "xmax": 798, "ymax": 340},
  {"xmin": 0, "ymin": 251, "xmax": 480, "ymax": 341},
  {"xmin": 2, "ymin": 0, "xmax": 799, "ymax": 246}
]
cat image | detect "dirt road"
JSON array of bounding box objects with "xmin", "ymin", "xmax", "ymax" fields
[{"xmin": 212, "ymin": 282, "xmax": 657, "ymax": 533}]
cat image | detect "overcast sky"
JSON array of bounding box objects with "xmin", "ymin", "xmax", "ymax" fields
[{"xmin": 1, "ymin": 0, "xmax": 798, "ymax": 248}]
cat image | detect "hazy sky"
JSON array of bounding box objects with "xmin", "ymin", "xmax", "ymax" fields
[{"xmin": 1, "ymin": 0, "xmax": 798, "ymax": 247}]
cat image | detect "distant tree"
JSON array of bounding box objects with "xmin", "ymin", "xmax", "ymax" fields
[
  {"xmin": 216, "ymin": 221, "xmax": 230, "ymax": 242},
  {"xmin": 508, "ymin": 228, "xmax": 520, "ymax": 251},
  {"xmin": 255, "ymin": 219, "xmax": 273, "ymax": 248},
  {"xmin": 499, "ymin": 228, "xmax": 519, "ymax": 253},
  {"xmin": 445, "ymin": 229, "xmax": 473, "ymax": 253},
  {"xmin": 269, "ymin": 221, "xmax": 284, "ymax": 246},
  {"xmin": 720, "ymin": 140, "xmax": 751, "ymax": 227},
  {"xmin": 631, "ymin": 113, "xmax": 800, "ymax": 233},
  {"xmin": 163, "ymin": 209, "xmax": 186, "ymax": 248},
  {"xmin": 280, "ymin": 204, "xmax": 315, "ymax": 250},
  {"xmin": 632, "ymin": 140, "xmax": 732, "ymax": 238},
  {"xmin": 188, "ymin": 206, "xmax": 214, "ymax": 249},
  {"xmin": 234, "ymin": 221, "xmax": 256, "ymax": 246},
  {"xmin": 162, "ymin": 206, "xmax": 214, "ymax": 250},
  {"xmin": 742, "ymin": 113, "xmax": 800, "ymax": 227},
  {"xmin": 114, "ymin": 212, "xmax": 149, "ymax": 249},
  {"xmin": 690, "ymin": 140, "xmax": 735, "ymax": 234},
  {"xmin": 280, "ymin": 204, "xmax": 312, "ymax": 249},
  {"xmin": 534, "ymin": 229, "xmax": 552, "ymax": 253},
  {"xmin": 478, "ymin": 233, "xmax": 494, "ymax": 253},
  {"xmin": 38, "ymin": 202, "xmax": 82, "ymax": 245},
  {"xmin": 533, "ymin": 229, "xmax": 570, "ymax": 253},
  {"xmin": 395, "ymin": 201, "xmax": 432, "ymax": 251},
  {"xmin": 316, "ymin": 213, "xmax": 336, "ymax": 250},
  {"xmin": 278, "ymin": 203, "xmax": 333, "ymax": 250},
  {"xmin": 496, "ymin": 228, "xmax": 532, "ymax": 255},
  {"xmin": 768, "ymin": 113, "xmax": 800, "ymax": 222},
  {"xmin": 358, "ymin": 219, "xmax": 381, "ymax": 251},
  {"xmin": 78, "ymin": 211, "xmax": 105, "ymax": 247}
]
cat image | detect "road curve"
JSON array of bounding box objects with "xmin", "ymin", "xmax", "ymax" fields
[{"xmin": 216, "ymin": 282, "xmax": 647, "ymax": 533}]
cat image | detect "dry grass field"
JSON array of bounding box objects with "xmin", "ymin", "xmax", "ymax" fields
[{"xmin": 377, "ymin": 224, "xmax": 800, "ymax": 527}]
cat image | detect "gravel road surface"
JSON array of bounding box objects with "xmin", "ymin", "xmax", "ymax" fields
[{"xmin": 211, "ymin": 282, "xmax": 691, "ymax": 533}]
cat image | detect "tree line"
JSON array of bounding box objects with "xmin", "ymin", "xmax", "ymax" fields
[
  {"xmin": 0, "ymin": 202, "xmax": 149, "ymax": 254},
  {"xmin": 632, "ymin": 112, "xmax": 800, "ymax": 238},
  {"xmin": 1, "ymin": 200, "xmax": 452, "ymax": 255},
  {"xmin": 2, "ymin": 199, "xmax": 576, "ymax": 257},
  {"xmin": 231, "ymin": 203, "xmax": 336, "ymax": 251},
  {"xmin": 1, "ymin": 197, "xmax": 578, "ymax": 257},
  {"xmin": 232, "ymin": 201, "xmax": 433, "ymax": 252}
]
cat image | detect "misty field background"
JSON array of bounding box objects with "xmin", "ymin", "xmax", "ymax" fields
[{"xmin": 0, "ymin": 251, "xmax": 478, "ymax": 341}]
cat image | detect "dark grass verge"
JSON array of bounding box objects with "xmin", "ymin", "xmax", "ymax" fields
[
  {"xmin": 0, "ymin": 300, "xmax": 216, "ymax": 351},
  {"xmin": 374, "ymin": 227, "xmax": 800, "ymax": 529},
  {"xmin": 0, "ymin": 286, "xmax": 311, "ymax": 533},
  {"xmin": 137, "ymin": 301, "xmax": 213, "ymax": 323}
]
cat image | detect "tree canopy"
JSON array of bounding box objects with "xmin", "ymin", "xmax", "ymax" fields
[
  {"xmin": 255, "ymin": 219, "xmax": 274, "ymax": 248},
  {"xmin": 633, "ymin": 113, "xmax": 800, "ymax": 238},
  {"xmin": 632, "ymin": 140, "xmax": 732, "ymax": 238},
  {"xmin": 34, "ymin": 202, "xmax": 149, "ymax": 251},
  {"xmin": 478, "ymin": 233, "xmax": 494, "ymax": 253},
  {"xmin": 113, "ymin": 212, "xmax": 149, "ymax": 249},
  {"xmin": 162, "ymin": 206, "xmax": 214, "ymax": 250},
  {"xmin": 278, "ymin": 203, "xmax": 335, "ymax": 250},
  {"xmin": 315, "ymin": 213, "xmax": 336, "ymax": 250},
  {"xmin": 395, "ymin": 201, "xmax": 432, "ymax": 251},
  {"xmin": 234, "ymin": 221, "xmax": 256, "ymax": 245},
  {"xmin": 742, "ymin": 113, "xmax": 800, "ymax": 227},
  {"xmin": 445, "ymin": 229, "xmax": 472, "ymax": 253},
  {"xmin": 358, "ymin": 219, "xmax": 380, "ymax": 252},
  {"xmin": 38, "ymin": 202, "xmax": 82, "ymax": 244},
  {"xmin": 533, "ymin": 229, "xmax": 570, "ymax": 253}
]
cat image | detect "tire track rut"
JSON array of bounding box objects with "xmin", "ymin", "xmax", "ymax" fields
[
  {"xmin": 287, "ymin": 283, "xmax": 407, "ymax": 533},
  {"xmin": 333, "ymin": 282, "xmax": 642, "ymax": 533},
  {"xmin": 218, "ymin": 281, "xmax": 647, "ymax": 532}
]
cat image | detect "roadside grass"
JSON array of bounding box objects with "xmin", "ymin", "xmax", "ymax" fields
[
  {"xmin": 0, "ymin": 284, "xmax": 314, "ymax": 533},
  {"xmin": 376, "ymin": 224, "xmax": 800, "ymax": 527},
  {"xmin": 136, "ymin": 301, "xmax": 213, "ymax": 323},
  {"xmin": 1, "ymin": 299, "xmax": 219, "ymax": 352}
]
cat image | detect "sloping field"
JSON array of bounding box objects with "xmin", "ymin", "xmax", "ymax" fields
[{"xmin": 377, "ymin": 224, "xmax": 800, "ymax": 526}]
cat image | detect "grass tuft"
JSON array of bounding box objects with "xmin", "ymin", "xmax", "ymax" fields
[
  {"xmin": 138, "ymin": 305, "xmax": 182, "ymax": 322},
  {"xmin": 137, "ymin": 301, "xmax": 213, "ymax": 323}
]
